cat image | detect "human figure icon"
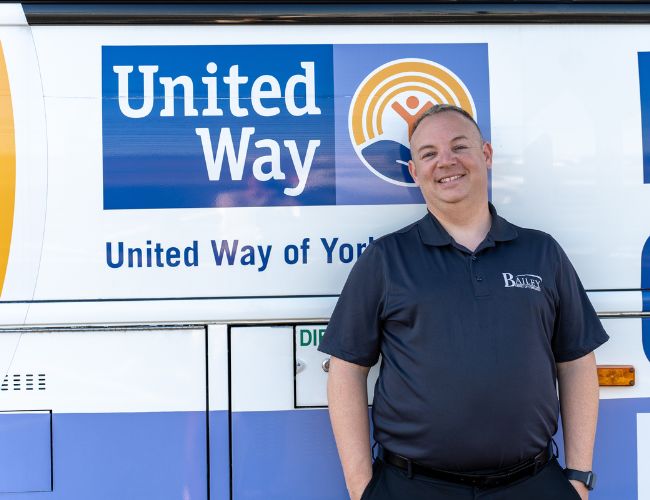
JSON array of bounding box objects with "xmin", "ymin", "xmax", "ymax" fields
[{"xmin": 391, "ymin": 95, "xmax": 435, "ymax": 139}]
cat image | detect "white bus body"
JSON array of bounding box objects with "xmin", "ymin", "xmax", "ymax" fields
[{"xmin": 0, "ymin": 3, "xmax": 649, "ymax": 499}]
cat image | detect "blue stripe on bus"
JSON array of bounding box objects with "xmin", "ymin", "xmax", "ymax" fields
[
  {"xmin": 231, "ymin": 409, "xmax": 347, "ymax": 499},
  {"xmin": 554, "ymin": 397, "xmax": 650, "ymax": 500},
  {"xmin": 231, "ymin": 399, "xmax": 650, "ymax": 500},
  {"xmin": 0, "ymin": 411, "xmax": 52, "ymax": 493},
  {"xmin": 210, "ymin": 410, "xmax": 230, "ymax": 500},
  {"xmin": 0, "ymin": 410, "xmax": 214, "ymax": 499},
  {"xmin": 0, "ymin": 400, "xmax": 647, "ymax": 499},
  {"xmin": 593, "ymin": 397, "xmax": 650, "ymax": 500}
]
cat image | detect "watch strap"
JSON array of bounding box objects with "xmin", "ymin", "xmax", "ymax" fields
[{"xmin": 564, "ymin": 468, "xmax": 596, "ymax": 491}]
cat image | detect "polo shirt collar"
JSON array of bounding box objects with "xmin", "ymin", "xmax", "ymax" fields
[
  {"xmin": 488, "ymin": 202, "xmax": 519, "ymax": 242},
  {"xmin": 418, "ymin": 202, "xmax": 518, "ymax": 247}
]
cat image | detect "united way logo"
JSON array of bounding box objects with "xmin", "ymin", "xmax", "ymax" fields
[
  {"xmin": 103, "ymin": 43, "xmax": 490, "ymax": 208},
  {"xmin": 348, "ymin": 58, "xmax": 477, "ymax": 187}
]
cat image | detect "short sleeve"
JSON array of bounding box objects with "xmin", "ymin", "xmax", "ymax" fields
[
  {"xmin": 317, "ymin": 243, "xmax": 385, "ymax": 367},
  {"xmin": 551, "ymin": 240, "xmax": 609, "ymax": 362}
]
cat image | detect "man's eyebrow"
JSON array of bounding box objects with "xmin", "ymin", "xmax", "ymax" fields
[
  {"xmin": 416, "ymin": 135, "xmax": 472, "ymax": 153},
  {"xmin": 416, "ymin": 144, "xmax": 435, "ymax": 154}
]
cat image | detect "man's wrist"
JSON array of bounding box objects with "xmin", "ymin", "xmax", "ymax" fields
[{"xmin": 564, "ymin": 468, "xmax": 596, "ymax": 491}]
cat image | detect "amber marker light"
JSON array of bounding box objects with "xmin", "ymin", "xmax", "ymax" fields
[{"xmin": 597, "ymin": 366, "xmax": 635, "ymax": 386}]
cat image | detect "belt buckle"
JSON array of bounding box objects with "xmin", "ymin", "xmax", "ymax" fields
[
  {"xmin": 479, "ymin": 463, "xmax": 526, "ymax": 489},
  {"xmin": 476, "ymin": 475, "xmax": 492, "ymax": 488},
  {"xmin": 461, "ymin": 472, "xmax": 495, "ymax": 489},
  {"xmin": 479, "ymin": 473, "xmax": 502, "ymax": 489}
]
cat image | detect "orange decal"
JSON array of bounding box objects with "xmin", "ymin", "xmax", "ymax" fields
[
  {"xmin": 350, "ymin": 60, "xmax": 474, "ymax": 146},
  {"xmin": 0, "ymin": 42, "xmax": 15, "ymax": 297},
  {"xmin": 368, "ymin": 76, "xmax": 458, "ymax": 140}
]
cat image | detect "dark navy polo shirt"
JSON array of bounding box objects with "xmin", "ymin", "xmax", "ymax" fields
[{"xmin": 318, "ymin": 204, "xmax": 609, "ymax": 472}]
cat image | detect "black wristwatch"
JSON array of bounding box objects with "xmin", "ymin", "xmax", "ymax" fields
[{"xmin": 564, "ymin": 468, "xmax": 596, "ymax": 491}]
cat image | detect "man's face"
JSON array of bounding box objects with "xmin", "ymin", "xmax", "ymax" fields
[{"xmin": 407, "ymin": 112, "xmax": 492, "ymax": 211}]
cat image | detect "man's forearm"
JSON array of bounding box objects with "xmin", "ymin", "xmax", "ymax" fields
[
  {"xmin": 557, "ymin": 351, "xmax": 600, "ymax": 470},
  {"xmin": 327, "ymin": 356, "xmax": 373, "ymax": 500},
  {"xmin": 557, "ymin": 351, "xmax": 600, "ymax": 499}
]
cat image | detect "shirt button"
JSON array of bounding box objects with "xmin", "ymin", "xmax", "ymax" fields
[{"xmin": 476, "ymin": 276, "xmax": 483, "ymax": 282}]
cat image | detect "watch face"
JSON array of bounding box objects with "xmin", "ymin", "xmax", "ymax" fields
[{"xmin": 586, "ymin": 472, "xmax": 596, "ymax": 490}]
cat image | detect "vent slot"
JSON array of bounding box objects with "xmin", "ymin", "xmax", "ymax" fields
[{"xmin": 1, "ymin": 374, "xmax": 47, "ymax": 392}]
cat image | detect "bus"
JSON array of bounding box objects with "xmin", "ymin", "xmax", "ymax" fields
[{"xmin": 0, "ymin": 2, "xmax": 648, "ymax": 498}]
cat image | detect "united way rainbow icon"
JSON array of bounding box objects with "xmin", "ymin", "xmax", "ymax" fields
[{"xmin": 348, "ymin": 58, "xmax": 477, "ymax": 187}]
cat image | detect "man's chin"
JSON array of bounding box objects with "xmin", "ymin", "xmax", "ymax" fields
[{"xmin": 430, "ymin": 193, "xmax": 468, "ymax": 206}]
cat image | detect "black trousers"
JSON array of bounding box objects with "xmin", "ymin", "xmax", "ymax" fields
[{"xmin": 360, "ymin": 458, "xmax": 581, "ymax": 500}]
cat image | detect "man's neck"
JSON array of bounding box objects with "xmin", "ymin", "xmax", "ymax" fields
[{"xmin": 428, "ymin": 199, "xmax": 492, "ymax": 252}]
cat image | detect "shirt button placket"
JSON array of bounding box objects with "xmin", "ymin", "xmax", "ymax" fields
[{"xmin": 470, "ymin": 254, "xmax": 490, "ymax": 297}]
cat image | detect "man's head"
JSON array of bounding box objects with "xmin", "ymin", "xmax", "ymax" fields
[
  {"xmin": 410, "ymin": 104, "xmax": 484, "ymax": 142},
  {"xmin": 407, "ymin": 104, "xmax": 492, "ymax": 213}
]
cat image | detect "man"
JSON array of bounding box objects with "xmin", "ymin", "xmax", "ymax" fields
[{"xmin": 318, "ymin": 104, "xmax": 608, "ymax": 500}]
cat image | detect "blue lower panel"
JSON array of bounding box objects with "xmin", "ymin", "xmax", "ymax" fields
[
  {"xmin": 1, "ymin": 400, "xmax": 645, "ymax": 499},
  {"xmin": 232, "ymin": 409, "xmax": 347, "ymax": 500},
  {"xmin": 0, "ymin": 410, "xmax": 212, "ymax": 500},
  {"xmin": 554, "ymin": 397, "xmax": 650, "ymax": 499},
  {"xmin": 0, "ymin": 411, "xmax": 52, "ymax": 493},
  {"xmin": 210, "ymin": 411, "xmax": 230, "ymax": 500},
  {"xmin": 592, "ymin": 398, "xmax": 650, "ymax": 500},
  {"xmin": 233, "ymin": 400, "xmax": 650, "ymax": 500}
]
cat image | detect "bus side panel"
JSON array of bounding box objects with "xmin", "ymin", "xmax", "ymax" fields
[
  {"xmin": 230, "ymin": 326, "xmax": 347, "ymax": 499},
  {"xmin": 0, "ymin": 328, "xmax": 210, "ymax": 499}
]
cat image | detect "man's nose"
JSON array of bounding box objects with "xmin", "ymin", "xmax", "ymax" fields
[{"xmin": 436, "ymin": 148, "xmax": 456, "ymax": 166}]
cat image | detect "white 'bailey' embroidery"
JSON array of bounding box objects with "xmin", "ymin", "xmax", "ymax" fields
[{"xmin": 502, "ymin": 273, "xmax": 542, "ymax": 292}]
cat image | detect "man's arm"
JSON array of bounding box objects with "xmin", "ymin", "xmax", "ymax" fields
[
  {"xmin": 327, "ymin": 356, "xmax": 373, "ymax": 500},
  {"xmin": 556, "ymin": 351, "xmax": 600, "ymax": 500}
]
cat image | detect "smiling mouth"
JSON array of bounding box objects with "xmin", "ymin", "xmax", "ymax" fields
[{"xmin": 438, "ymin": 174, "xmax": 465, "ymax": 184}]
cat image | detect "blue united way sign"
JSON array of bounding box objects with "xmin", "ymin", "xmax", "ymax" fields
[
  {"xmin": 102, "ymin": 44, "xmax": 490, "ymax": 209},
  {"xmin": 102, "ymin": 45, "xmax": 335, "ymax": 209}
]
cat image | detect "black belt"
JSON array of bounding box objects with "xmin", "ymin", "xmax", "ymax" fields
[{"xmin": 382, "ymin": 446, "xmax": 552, "ymax": 489}]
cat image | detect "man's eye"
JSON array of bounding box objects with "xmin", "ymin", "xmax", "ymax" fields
[
  {"xmin": 453, "ymin": 145, "xmax": 468, "ymax": 152},
  {"xmin": 422, "ymin": 151, "xmax": 436, "ymax": 159}
]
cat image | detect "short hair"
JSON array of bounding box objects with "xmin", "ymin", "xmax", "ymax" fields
[{"xmin": 410, "ymin": 104, "xmax": 484, "ymax": 142}]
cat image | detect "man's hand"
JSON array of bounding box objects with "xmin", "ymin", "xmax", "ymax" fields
[
  {"xmin": 349, "ymin": 476, "xmax": 372, "ymax": 500},
  {"xmin": 327, "ymin": 357, "xmax": 373, "ymax": 500},
  {"xmin": 569, "ymin": 479, "xmax": 589, "ymax": 500}
]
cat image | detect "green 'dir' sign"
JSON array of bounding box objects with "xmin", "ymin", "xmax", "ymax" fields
[{"xmin": 299, "ymin": 328, "xmax": 326, "ymax": 347}]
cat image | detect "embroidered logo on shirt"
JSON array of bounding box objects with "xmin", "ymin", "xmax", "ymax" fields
[{"xmin": 502, "ymin": 273, "xmax": 542, "ymax": 292}]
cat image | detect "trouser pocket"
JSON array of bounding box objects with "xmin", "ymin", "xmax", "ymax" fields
[
  {"xmin": 549, "ymin": 459, "xmax": 583, "ymax": 500},
  {"xmin": 360, "ymin": 459, "xmax": 384, "ymax": 500}
]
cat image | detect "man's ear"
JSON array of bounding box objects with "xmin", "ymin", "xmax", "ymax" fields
[
  {"xmin": 483, "ymin": 142, "xmax": 493, "ymax": 169},
  {"xmin": 407, "ymin": 159, "xmax": 419, "ymax": 185}
]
